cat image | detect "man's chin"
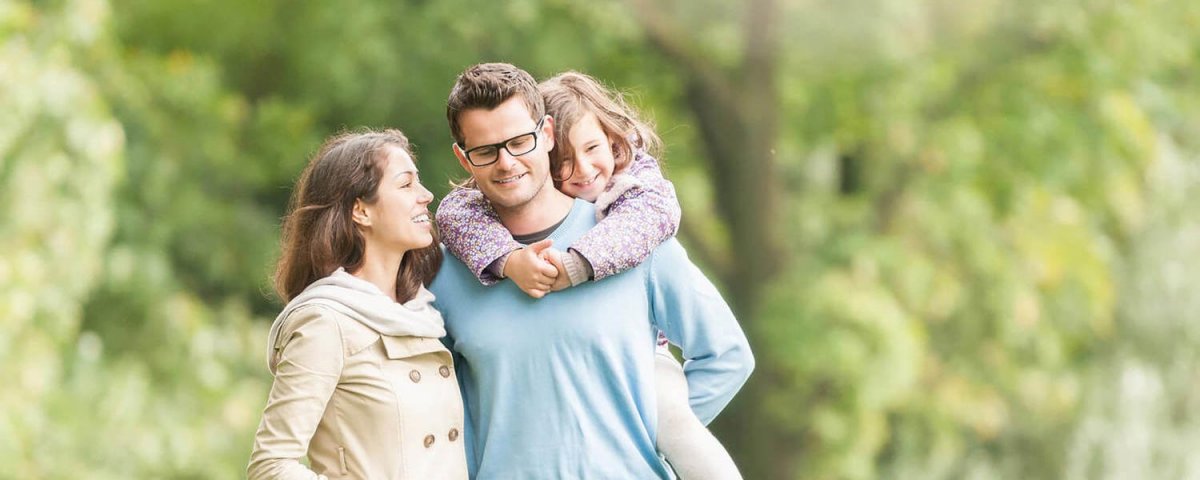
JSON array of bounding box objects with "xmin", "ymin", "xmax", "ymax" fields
[{"xmin": 480, "ymin": 189, "xmax": 527, "ymax": 210}]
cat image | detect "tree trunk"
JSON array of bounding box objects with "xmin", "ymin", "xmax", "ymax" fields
[{"xmin": 632, "ymin": 0, "xmax": 794, "ymax": 476}]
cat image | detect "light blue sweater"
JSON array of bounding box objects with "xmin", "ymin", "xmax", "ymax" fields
[{"xmin": 431, "ymin": 199, "xmax": 754, "ymax": 479}]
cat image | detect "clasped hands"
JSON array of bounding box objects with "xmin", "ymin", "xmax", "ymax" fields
[{"xmin": 502, "ymin": 239, "xmax": 571, "ymax": 298}]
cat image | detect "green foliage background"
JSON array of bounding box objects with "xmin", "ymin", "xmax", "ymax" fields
[{"xmin": 3, "ymin": 0, "xmax": 1199, "ymax": 478}]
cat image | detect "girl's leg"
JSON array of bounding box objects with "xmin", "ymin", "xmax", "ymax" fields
[{"xmin": 654, "ymin": 345, "xmax": 743, "ymax": 480}]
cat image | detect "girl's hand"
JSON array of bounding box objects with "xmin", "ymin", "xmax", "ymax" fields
[
  {"xmin": 504, "ymin": 239, "xmax": 560, "ymax": 298},
  {"xmin": 540, "ymin": 248, "xmax": 572, "ymax": 292}
]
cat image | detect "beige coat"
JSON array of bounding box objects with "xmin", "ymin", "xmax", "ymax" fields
[{"xmin": 248, "ymin": 304, "xmax": 468, "ymax": 480}]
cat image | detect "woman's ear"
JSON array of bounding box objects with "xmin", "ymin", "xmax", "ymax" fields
[{"xmin": 351, "ymin": 199, "xmax": 372, "ymax": 227}]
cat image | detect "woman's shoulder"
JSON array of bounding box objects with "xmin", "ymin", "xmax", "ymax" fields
[
  {"xmin": 277, "ymin": 303, "xmax": 376, "ymax": 355},
  {"xmin": 279, "ymin": 302, "xmax": 342, "ymax": 330}
]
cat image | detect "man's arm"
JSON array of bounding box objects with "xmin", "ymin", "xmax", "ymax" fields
[{"xmin": 648, "ymin": 239, "xmax": 754, "ymax": 424}]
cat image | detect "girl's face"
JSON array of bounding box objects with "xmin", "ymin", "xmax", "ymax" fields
[{"xmin": 557, "ymin": 112, "xmax": 617, "ymax": 202}]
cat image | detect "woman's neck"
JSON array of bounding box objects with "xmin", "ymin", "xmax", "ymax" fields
[{"xmin": 351, "ymin": 249, "xmax": 405, "ymax": 302}]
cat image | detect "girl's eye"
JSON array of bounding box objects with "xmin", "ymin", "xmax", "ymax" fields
[{"xmin": 586, "ymin": 145, "xmax": 598, "ymax": 153}]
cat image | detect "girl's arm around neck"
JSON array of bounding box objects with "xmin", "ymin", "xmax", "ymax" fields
[
  {"xmin": 434, "ymin": 187, "xmax": 523, "ymax": 285},
  {"xmin": 570, "ymin": 150, "xmax": 681, "ymax": 280}
]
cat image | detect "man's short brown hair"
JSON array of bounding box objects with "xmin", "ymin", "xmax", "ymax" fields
[{"xmin": 446, "ymin": 63, "xmax": 545, "ymax": 147}]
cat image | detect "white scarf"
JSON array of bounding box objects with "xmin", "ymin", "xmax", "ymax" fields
[{"xmin": 266, "ymin": 268, "xmax": 446, "ymax": 373}]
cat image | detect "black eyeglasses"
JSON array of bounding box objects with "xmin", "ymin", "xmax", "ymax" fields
[{"xmin": 459, "ymin": 118, "xmax": 545, "ymax": 167}]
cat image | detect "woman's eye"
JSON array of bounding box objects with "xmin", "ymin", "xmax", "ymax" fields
[{"xmin": 586, "ymin": 145, "xmax": 598, "ymax": 152}]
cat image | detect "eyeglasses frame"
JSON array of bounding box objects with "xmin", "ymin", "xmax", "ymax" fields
[{"xmin": 458, "ymin": 117, "xmax": 547, "ymax": 167}]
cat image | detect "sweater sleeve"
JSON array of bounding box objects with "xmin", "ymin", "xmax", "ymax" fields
[
  {"xmin": 435, "ymin": 186, "xmax": 523, "ymax": 285},
  {"xmin": 648, "ymin": 239, "xmax": 754, "ymax": 425},
  {"xmin": 247, "ymin": 306, "xmax": 342, "ymax": 480},
  {"xmin": 570, "ymin": 151, "xmax": 681, "ymax": 280}
]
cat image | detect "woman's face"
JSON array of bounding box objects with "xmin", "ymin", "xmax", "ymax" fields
[
  {"xmin": 358, "ymin": 146, "xmax": 434, "ymax": 253},
  {"xmin": 556, "ymin": 112, "xmax": 616, "ymax": 202}
]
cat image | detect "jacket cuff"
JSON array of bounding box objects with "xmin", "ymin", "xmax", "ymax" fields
[
  {"xmin": 487, "ymin": 250, "xmax": 517, "ymax": 280},
  {"xmin": 562, "ymin": 249, "xmax": 594, "ymax": 287}
]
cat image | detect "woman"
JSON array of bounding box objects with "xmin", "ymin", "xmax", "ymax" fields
[{"xmin": 248, "ymin": 129, "xmax": 467, "ymax": 479}]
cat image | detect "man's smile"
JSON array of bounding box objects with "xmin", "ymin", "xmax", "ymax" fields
[{"xmin": 494, "ymin": 173, "xmax": 528, "ymax": 185}]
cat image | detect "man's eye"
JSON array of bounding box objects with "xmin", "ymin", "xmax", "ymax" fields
[
  {"xmin": 509, "ymin": 137, "xmax": 531, "ymax": 149},
  {"xmin": 474, "ymin": 146, "xmax": 498, "ymax": 157}
]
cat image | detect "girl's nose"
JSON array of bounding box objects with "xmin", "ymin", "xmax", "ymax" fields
[{"xmin": 575, "ymin": 160, "xmax": 596, "ymax": 178}]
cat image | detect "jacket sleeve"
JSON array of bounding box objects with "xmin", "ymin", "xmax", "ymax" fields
[
  {"xmin": 435, "ymin": 186, "xmax": 523, "ymax": 285},
  {"xmin": 570, "ymin": 151, "xmax": 681, "ymax": 280},
  {"xmin": 247, "ymin": 306, "xmax": 343, "ymax": 480},
  {"xmin": 648, "ymin": 239, "xmax": 754, "ymax": 425}
]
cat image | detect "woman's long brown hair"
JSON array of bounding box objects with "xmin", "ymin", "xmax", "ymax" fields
[{"xmin": 273, "ymin": 129, "xmax": 442, "ymax": 303}]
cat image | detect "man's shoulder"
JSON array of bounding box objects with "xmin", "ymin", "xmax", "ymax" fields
[
  {"xmin": 645, "ymin": 237, "xmax": 715, "ymax": 287},
  {"xmin": 429, "ymin": 245, "xmax": 473, "ymax": 293},
  {"xmin": 647, "ymin": 237, "xmax": 688, "ymax": 266}
]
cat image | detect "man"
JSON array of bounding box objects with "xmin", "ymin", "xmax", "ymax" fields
[{"xmin": 429, "ymin": 62, "xmax": 753, "ymax": 479}]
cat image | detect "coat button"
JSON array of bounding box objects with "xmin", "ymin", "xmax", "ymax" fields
[
  {"xmin": 424, "ymin": 434, "xmax": 435, "ymax": 448},
  {"xmin": 448, "ymin": 428, "xmax": 459, "ymax": 442},
  {"xmin": 439, "ymin": 365, "xmax": 451, "ymax": 378},
  {"xmin": 409, "ymin": 370, "xmax": 421, "ymax": 383}
]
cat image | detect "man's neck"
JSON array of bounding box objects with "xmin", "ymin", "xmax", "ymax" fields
[{"xmin": 495, "ymin": 188, "xmax": 575, "ymax": 236}]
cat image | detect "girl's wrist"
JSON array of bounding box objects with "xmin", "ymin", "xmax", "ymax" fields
[
  {"xmin": 490, "ymin": 250, "xmax": 518, "ymax": 279},
  {"xmin": 562, "ymin": 249, "xmax": 594, "ymax": 286}
]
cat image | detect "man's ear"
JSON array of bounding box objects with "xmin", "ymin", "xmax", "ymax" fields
[
  {"xmin": 452, "ymin": 142, "xmax": 471, "ymax": 172},
  {"xmin": 351, "ymin": 199, "xmax": 371, "ymax": 227},
  {"xmin": 542, "ymin": 115, "xmax": 556, "ymax": 152}
]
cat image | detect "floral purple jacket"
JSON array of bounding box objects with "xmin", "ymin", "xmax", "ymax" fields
[{"xmin": 434, "ymin": 150, "xmax": 681, "ymax": 284}]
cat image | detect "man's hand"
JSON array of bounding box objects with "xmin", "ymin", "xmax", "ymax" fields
[
  {"xmin": 540, "ymin": 248, "xmax": 572, "ymax": 292},
  {"xmin": 504, "ymin": 239, "xmax": 559, "ymax": 298}
]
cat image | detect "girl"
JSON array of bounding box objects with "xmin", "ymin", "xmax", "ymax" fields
[
  {"xmin": 436, "ymin": 72, "xmax": 742, "ymax": 479},
  {"xmin": 249, "ymin": 130, "xmax": 467, "ymax": 479}
]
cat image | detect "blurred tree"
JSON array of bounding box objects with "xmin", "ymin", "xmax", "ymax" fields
[
  {"xmin": 0, "ymin": 0, "xmax": 124, "ymax": 475},
  {"xmin": 2, "ymin": 1, "xmax": 283, "ymax": 477}
]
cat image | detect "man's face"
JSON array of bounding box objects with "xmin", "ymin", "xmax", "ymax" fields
[{"xmin": 453, "ymin": 96, "xmax": 556, "ymax": 212}]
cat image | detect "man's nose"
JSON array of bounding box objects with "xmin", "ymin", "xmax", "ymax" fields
[{"xmin": 495, "ymin": 148, "xmax": 519, "ymax": 170}]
